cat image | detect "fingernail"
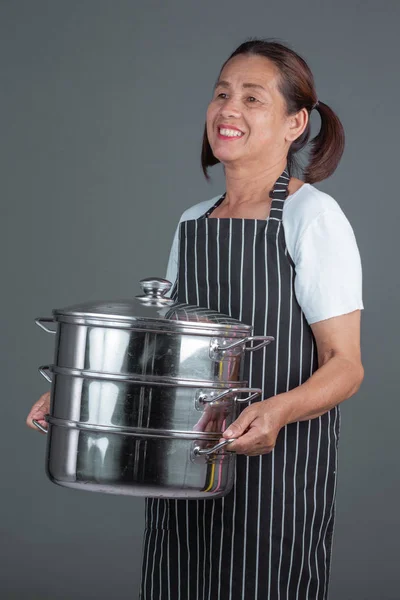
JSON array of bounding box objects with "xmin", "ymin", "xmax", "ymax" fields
[{"xmin": 225, "ymin": 429, "xmax": 233, "ymax": 437}]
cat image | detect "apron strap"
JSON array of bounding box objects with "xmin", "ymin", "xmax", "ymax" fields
[
  {"xmin": 201, "ymin": 165, "xmax": 290, "ymax": 220},
  {"xmin": 268, "ymin": 166, "xmax": 290, "ymax": 222}
]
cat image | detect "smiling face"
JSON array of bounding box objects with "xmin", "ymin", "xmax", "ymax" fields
[{"xmin": 206, "ymin": 54, "xmax": 295, "ymax": 169}]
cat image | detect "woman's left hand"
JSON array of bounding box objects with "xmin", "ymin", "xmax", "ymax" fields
[{"xmin": 222, "ymin": 396, "xmax": 288, "ymax": 456}]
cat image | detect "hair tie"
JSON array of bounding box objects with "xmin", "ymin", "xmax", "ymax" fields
[{"xmin": 312, "ymin": 100, "xmax": 320, "ymax": 111}]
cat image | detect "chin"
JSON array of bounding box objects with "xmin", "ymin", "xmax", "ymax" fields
[{"xmin": 211, "ymin": 145, "xmax": 241, "ymax": 163}]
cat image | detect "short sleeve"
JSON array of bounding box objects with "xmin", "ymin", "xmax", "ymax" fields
[{"xmin": 293, "ymin": 210, "xmax": 364, "ymax": 325}]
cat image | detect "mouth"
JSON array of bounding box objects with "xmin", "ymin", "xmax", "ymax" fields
[{"xmin": 217, "ymin": 125, "xmax": 245, "ymax": 140}]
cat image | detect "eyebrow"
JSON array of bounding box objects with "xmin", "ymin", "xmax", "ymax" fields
[{"xmin": 214, "ymin": 79, "xmax": 267, "ymax": 92}]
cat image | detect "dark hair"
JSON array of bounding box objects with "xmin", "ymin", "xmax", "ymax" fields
[{"xmin": 201, "ymin": 38, "xmax": 345, "ymax": 183}]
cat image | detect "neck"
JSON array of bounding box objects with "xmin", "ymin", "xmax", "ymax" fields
[{"xmin": 223, "ymin": 157, "xmax": 288, "ymax": 209}]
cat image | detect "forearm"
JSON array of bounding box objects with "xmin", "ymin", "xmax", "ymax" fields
[{"xmin": 270, "ymin": 355, "xmax": 364, "ymax": 425}]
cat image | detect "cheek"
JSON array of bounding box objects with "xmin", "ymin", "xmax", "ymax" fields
[
  {"xmin": 206, "ymin": 104, "xmax": 215, "ymax": 123},
  {"xmin": 206, "ymin": 105, "xmax": 217, "ymax": 138},
  {"xmin": 252, "ymin": 116, "xmax": 279, "ymax": 142}
]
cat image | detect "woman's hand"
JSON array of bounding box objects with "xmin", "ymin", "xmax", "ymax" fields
[
  {"xmin": 26, "ymin": 391, "xmax": 50, "ymax": 433},
  {"xmin": 222, "ymin": 396, "xmax": 288, "ymax": 456}
]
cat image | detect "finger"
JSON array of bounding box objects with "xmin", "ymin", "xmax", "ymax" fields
[
  {"xmin": 227, "ymin": 429, "xmax": 274, "ymax": 455},
  {"xmin": 218, "ymin": 414, "xmax": 228, "ymax": 434},
  {"xmin": 223, "ymin": 408, "xmax": 257, "ymax": 439},
  {"xmin": 193, "ymin": 410, "xmax": 214, "ymax": 432},
  {"xmin": 205, "ymin": 419, "xmax": 217, "ymax": 433},
  {"xmin": 26, "ymin": 413, "xmax": 48, "ymax": 429},
  {"xmin": 27, "ymin": 418, "xmax": 48, "ymax": 433},
  {"xmin": 26, "ymin": 392, "xmax": 50, "ymax": 429},
  {"xmin": 26, "ymin": 399, "xmax": 49, "ymax": 424}
]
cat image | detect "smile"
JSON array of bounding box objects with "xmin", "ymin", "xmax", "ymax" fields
[{"xmin": 218, "ymin": 127, "xmax": 244, "ymax": 139}]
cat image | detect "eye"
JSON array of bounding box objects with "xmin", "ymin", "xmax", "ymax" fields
[
  {"xmin": 217, "ymin": 92, "xmax": 228, "ymax": 99},
  {"xmin": 247, "ymin": 96, "xmax": 258, "ymax": 103}
]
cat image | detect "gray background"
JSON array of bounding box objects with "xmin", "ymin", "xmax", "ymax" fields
[{"xmin": 1, "ymin": 1, "xmax": 397, "ymax": 598}]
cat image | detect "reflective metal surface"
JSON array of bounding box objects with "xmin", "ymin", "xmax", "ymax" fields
[
  {"xmin": 135, "ymin": 277, "xmax": 175, "ymax": 307},
  {"xmin": 32, "ymin": 419, "xmax": 47, "ymax": 433},
  {"xmin": 50, "ymin": 323, "xmax": 246, "ymax": 382},
  {"xmin": 36, "ymin": 368, "xmax": 257, "ymax": 498},
  {"xmin": 44, "ymin": 420, "xmax": 236, "ymax": 498},
  {"xmin": 34, "ymin": 278, "xmax": 275, "ymax": 498},
  {"xmin": 44, "ymin": 367, "xmax": 258, "ymax": 433},
  {"xmin": 35, "ymin": 278, "xmax": 274, "ymax": 385},
  {"xmin": 46, "ymin": 277, "xmax": 252, "ymax": 332}
]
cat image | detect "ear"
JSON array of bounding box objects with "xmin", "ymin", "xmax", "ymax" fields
[{"xmin": 285, "ymin": 107, "xmax": 309, "ymax": 143}]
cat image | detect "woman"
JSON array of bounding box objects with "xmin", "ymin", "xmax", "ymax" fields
[
  {"xmin": 139, "ymin": 39, "xmax": 364, "ymax": 600},
  {"xmin": 27, "ymin": 39, "xmax": 364, "ymax": 599}
]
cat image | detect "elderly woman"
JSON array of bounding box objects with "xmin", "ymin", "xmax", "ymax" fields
[{"xmin": 27, "ymin": 38, "xmax": 364, "ymax": 600}]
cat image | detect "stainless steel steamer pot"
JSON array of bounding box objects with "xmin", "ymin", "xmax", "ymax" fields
[{"xmin": 34, "ymin": 279, "xmax": 274, "ymax": 498}]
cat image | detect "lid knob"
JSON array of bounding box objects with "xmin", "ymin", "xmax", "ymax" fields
[{"xmin": 135, "ymin": 278, "xmax": 175, "ymax": 307}]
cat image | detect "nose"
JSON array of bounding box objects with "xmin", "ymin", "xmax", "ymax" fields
[{"xmin": 220, "ymin": 96, "xmax": 242, "ymax": 119}]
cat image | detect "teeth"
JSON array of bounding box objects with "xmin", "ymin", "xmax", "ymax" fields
[{"xmin": 219, "ymin": 128, "xmax": 243, "ymax": 137}]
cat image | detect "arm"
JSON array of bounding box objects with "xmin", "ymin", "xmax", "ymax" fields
[
  {"xmin": 278, "ymin": 309, "xmax": 364, "ymax": 423},
  {"xmin": 223, "ymin": 309, "xmax": 364, "ymax": 456}
]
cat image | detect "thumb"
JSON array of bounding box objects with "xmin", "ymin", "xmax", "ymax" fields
[{"xmin": 223, "ymin": 411, "xmax": 254, "ymax": 439}]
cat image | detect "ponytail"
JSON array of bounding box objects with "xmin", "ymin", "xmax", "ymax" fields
[{"xmin": 302, "ymin": 101, "xmax": 345, "ymax": 183}]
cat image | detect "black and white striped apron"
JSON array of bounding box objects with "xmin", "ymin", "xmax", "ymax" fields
[{"xmin": 140, "ymin": 168, "xmax": 340, "ymax": 600}]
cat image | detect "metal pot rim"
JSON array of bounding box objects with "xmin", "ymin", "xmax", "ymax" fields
[
  {"xmin": 46, "ymin": 415, "xmax": 227, "ymax": 440},
  {"xmin": 51, "ymin": 312, "xmax": 252, "ymax": 336},
  {"xmin": 42, "ymin": 364, "xmax": 249, "ymax": 388}
]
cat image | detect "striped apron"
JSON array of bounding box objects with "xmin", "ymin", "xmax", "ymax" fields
[{"xmin": 140, "ymin": 168, "xmax": 340, "ymax": 599}]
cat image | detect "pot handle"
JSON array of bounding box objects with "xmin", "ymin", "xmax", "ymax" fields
[
  {"xmin": 212, "ymin": 336, "xmax": 274, "ymax": 354},
  {"xmin": 244, "ymin": 335, "xmax": 275, "ymax": 352},
  {"xmin": 38, "ymin": 365, "xmax": 53, "ymax": 383},
  {"xmin": 35, "ymin": 318, "xmax": 57, "ymax": 334},
  {"xmin": 197, "ymin": 387, "xmax": 262, "ymax": 405},
  {"xmin": 193, "ymin": 438, "xmax": 235, "ymax": 456},
  {"xmin": 32, "ymin": 417, "xmax": 48, "ymax": 434}
]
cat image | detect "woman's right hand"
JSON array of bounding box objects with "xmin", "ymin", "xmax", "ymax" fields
[{"xmin": 26, "ymin": 391, "xmax": 50, "ymax": 433}]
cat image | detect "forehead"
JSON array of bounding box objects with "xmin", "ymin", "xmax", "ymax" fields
[{"xmin": 217, "ymin": 54, "xmax": 280, "ymax": 90}]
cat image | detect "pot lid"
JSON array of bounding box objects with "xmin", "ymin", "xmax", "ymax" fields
[{"xmin": 51, "ymin": 278, "xmax": 252, "ymax": 334}]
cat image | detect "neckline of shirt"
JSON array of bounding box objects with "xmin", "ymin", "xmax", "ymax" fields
[{"xmin": 203, "ymin": 182, "xmax": 311, "ymax": 221}]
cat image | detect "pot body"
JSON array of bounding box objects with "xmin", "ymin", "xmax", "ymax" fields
[
  {"xmin": 51, "ymin": 321, "xmax": 245, "ymax": 383},
  {"xmin": 45, "ymin": 422, "xmax": 235, "ymax": 498},
  {"xmin": 47, "ymin": 366, "xmax": 249, "ymax": 432},
  {"xmin": 43, "ymin": 368, "xmax": 247, "ymax": 497},
  {"xmin": 35, "ymin": 305, "xmax": 274, "ymax": 498}
]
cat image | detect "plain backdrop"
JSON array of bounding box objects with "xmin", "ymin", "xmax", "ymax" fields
[{"xmin": 1, "ymin": 1, "xmax": 398, "ymax": 599}]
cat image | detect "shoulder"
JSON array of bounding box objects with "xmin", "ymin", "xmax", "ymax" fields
[
  {"xmin": 283, "ymin": 185, "xmax": 363, "ymax": 324},
  {"xmin": 283, "ymin": 183, "xmax": 347, "ymax": 231},
  {"xmin": 178, "ymin": 195, "xmax": 222, "ymax": 222},
  {"xmin": 283, "ymin": 183, "xmax": 355, "ymax": 256}
]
